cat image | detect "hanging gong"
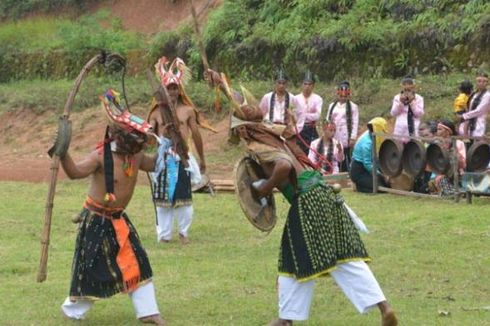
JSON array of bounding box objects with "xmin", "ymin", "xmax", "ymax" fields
[
  {"xmin": 427, "ymin": 142, "xmax": 451, "ymax": 175},
  {"xmin": 402, "ymin": 140, "xmax": 427, "ymax": 177},
  {"xmin": 378, "ymin": 138, "xmax": 404, "ymax": 177},
  {"xmin": 466, "ymin": 141, "xmax": 490, "ymax": 172}
]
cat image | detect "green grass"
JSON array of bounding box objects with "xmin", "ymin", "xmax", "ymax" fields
[{"xmin": 0, "ymin": 181, "xmax": 489, "ymax": 325}]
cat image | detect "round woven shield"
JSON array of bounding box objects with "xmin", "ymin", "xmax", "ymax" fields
[
  {"xmin": 233, "ymin": 156, "xmax": 277, "ymax": 232},
  {"xmin": 466, "ymin": 141, "xmax": 490, "ymax": 172},
  {"xmin": 427, "ymin": 143, "xmax": 450, "ymax": 175},
  {"xmin": 402, "ymin": 140, "xmax": 427, "ymax": 177},
  {"xmin": 378, "ymin": 139, "xmax": 403, "ymax": 177}
]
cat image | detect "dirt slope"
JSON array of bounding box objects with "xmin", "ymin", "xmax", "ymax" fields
[
  {"xmin": 90, "ymin": 0, "xmax": 220, "ymax": 35},
  {"xmin": 0, "ymin": 106, "xmax": 232, "ymax": 183}
]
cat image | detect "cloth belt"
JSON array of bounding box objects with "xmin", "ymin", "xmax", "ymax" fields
[{"xmin": 83, "ymin": 197, "xmax": 123, "ymax": 219}]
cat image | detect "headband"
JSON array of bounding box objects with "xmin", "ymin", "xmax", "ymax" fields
[{"xmin": 437, "ymin": 123, "xmax": 453, "ymax": 135}]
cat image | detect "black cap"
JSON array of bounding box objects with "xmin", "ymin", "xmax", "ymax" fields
[
  {"xmin": 303, "ymin": 70, "xmax": 316, "ymax": 83},
  {"xmin": 338, "ymin": 80, "xmax": 350, "ymax": 90},
  {"xmin": 274, "ymin": 69, "xmax": 288, "ymax": 82}
]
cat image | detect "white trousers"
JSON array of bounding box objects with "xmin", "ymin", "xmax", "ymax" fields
[
  {"xmin": 278, "ymin": 261, "xmax": 386, "ymax": 321},
  {"xmin": 61, "ymin": 281, "xmax": 160, "ymax": 320},
  {"xmin": 156, "ymin": 205, "xmax": 193, "ymax": 241}
]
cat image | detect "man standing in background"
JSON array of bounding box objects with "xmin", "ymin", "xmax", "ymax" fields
[
  {"xmin": 295, "ymin": 70, "xmax": 323, "ymax": 154},
  {"xmin": 390, "ymin": 75, "xmax": 424, "ymax": 142}
]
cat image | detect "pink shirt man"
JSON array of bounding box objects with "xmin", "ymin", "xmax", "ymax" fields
[
  {"xmin": 260, "ymin": 91, "xmax": 297, "ymax": 124},
  {"xmin": 295, "ymin": 92, "xmax": 323, "ymax": 132},
  {"xmin": 391, "ymin": 93, "xmax": 424, "ymax": 137}
]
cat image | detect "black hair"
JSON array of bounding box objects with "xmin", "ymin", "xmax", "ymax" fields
[
  {"xmin": 459, "ymin": 80, "xmax": 473, "ymax": 95},
  {"xmin": 338, "ymin": 80, "xmax": 350, "ymax": 89},
  {"xmin": 401, "ymin": 75, "xmax": 414, "ymax": 85},
  {"xmin": 476, "ymin": 71, "xmax": 489, "ymax": 78}
]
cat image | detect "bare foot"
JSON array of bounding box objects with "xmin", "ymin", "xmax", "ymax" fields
[
  {"xmin": 382, "ymin": 310, "xmax": 398, "ymax": 326},
  {"xmin": 268, "ymin": 319, "xmax": 292, "ymax": 326},
  {"xmin": 139, "ymin": 314, "xmax": 166, "ymax": 325},
  {"xmin": 179, "ymin": 233, "xmax": 189, "ymax": 245}
]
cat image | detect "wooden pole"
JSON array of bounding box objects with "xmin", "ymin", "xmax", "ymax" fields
[
  {"xmin": 378, "ymin": 186, "xmax": 447, "ymax": 199},
  {"xmin": 371, "ymin": 132, "xmax": 378, "ymax": 194},
  {"xmin": 37, "ymin": 53, "xmax": 105, "ymax": 283},
  {"xmin": 452, "ymin": 137, "xmax": 460, "ymax": 203}
]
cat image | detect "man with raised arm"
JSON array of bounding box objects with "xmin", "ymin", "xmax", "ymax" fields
[
  {"xmin": 205, "ymin": 69, "xmax": 398, "ymax": 326},
  {"xmin": 57, "ymin": 89, "xmax": 165, "ymax": 325}
]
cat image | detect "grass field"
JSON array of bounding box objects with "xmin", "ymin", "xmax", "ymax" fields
[{"xmin": 0, "ymin": 181, "xmax": 489, "ymax": 325}]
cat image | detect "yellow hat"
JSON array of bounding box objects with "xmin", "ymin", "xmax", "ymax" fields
[{"xmin": 368, "ymin": 117, "xmax": 388, "ymax": 133}]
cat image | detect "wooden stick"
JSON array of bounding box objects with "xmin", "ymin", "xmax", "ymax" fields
[
  {"xmin": 38, "ymin": 53, "xmax": 105, "ymax": 283},
  {"xmin": 190, "ymin": 0, "xmax": 210, "ymax": 70},
  {"xmin": 146, "ymin": 70, "xmax": 189, "ymax": 167},
  {"xmin": 378, "ymin": 186, "xmax": 446, "ymax": 199}
]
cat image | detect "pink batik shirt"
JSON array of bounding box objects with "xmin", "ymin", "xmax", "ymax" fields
[
  {"xmin": 259, "ymin": 91, "xmax": 297, "ymax": 124},
  {"xmin": 294, "ymin": 93, "xmax": 323, "ymax": 132}
]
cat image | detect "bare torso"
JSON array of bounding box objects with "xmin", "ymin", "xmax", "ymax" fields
[
  {"xmin": 149, "ymin": 102, "xmax": 194, "ymax": 141},
  {"xmin": 87, "ymin": 151, "xmax": 144, "ymax": 208},
  {"xmin": 62, "ymin": 149, "xmax": 156, "ymax": 209}
]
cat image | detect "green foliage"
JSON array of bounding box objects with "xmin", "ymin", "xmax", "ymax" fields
[
  {"xmin": 1, "ymin": 1, "xmax": 489, "ymax": 82},
  {"xmin": 0, "ymin": 0, "xmax": 94, "ymax": 20},
  {"xmin": 0, "ymin": 11, "xmax": 144, "ymax": 82},
  {"xmin": 0, "ymin": 72, "xmax": 469, "ymax": 126},
  {"xmin": 196, "ymin": 0, "xmax": 490, "ymax": 81}
]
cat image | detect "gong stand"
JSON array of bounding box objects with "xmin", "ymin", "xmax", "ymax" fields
[{"xmin": 370, "ymin": 132, "xmax": 481, "ymax": 203}]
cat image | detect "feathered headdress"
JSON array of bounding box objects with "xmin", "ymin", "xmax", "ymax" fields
[
  {"xmin": 149, "ymin": 56, "xmax": 217, "ymax": 134},
  {"xmin": 99, "ymin": 89, "xmax": 153, "ymax": 202},
  {"xmin": 154, "ymin": 56, "xmax": 191, "ymax": 88},
  {"xmin": 101, "ymin": 89, "xmax": 152, "ymax": 134}
]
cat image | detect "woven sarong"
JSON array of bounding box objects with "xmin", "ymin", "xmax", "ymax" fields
[
  {"xmin": 153, "ymin": 158, "xmax": 192, "ymax": 208},
  {"xmin": 69, "ymin": 203, "xmax": 153, "ymax": 300},
  {"xmin": 278, "ymin": 171, "xmax": 370, "ymax": 281}
]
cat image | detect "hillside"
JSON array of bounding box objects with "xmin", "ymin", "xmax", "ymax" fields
[
  {"xmin": 88, "ymin": 0, "xmax": 220, "ymax": 35},
  {"xmin": 0, "ymin": 0, "xmax": 232, "ymax": 183}
]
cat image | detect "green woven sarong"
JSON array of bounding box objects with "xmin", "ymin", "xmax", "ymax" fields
[{"xmin": 278, "ymin": 170, "xmax": 370, "ymax": 281}]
